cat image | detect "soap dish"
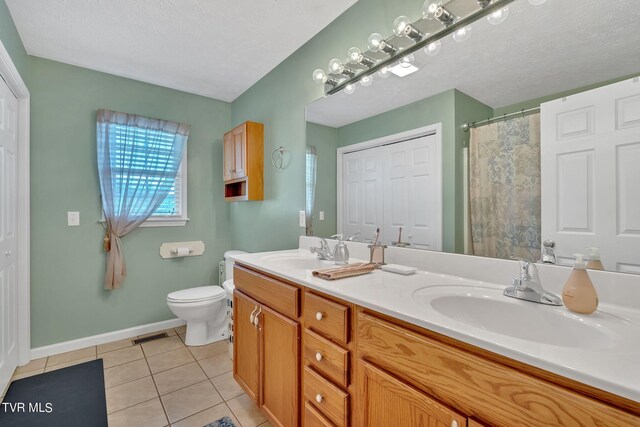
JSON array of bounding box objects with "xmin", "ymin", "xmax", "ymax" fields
[{"xmin": 381, "ymin": 264, "xmax": 417, "ymax": 275}]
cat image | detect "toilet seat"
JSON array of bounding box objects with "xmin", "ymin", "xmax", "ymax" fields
[{"xmin": 167, "ymin": 286, "xmax": 225, "ymax": 303}]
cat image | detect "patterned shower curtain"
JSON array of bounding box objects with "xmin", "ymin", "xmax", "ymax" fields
[{"xmin": 468, "ymin": 113, "xmax": 541, "ymax": 261}]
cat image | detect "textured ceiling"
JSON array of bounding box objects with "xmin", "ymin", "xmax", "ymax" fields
[
  {"xmin": 306, "ymin": 0, "xmax": 640, "ymax": 127},
  {"xmin": 6, "ymin": 0, "xmax": 357, "ymax": 101}
]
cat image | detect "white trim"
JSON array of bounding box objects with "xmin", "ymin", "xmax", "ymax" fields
[
  {"xmin": 336, "ymin": 123, "xmax": 443, "ymax": 250},
  {"xmin": 30, "ymin": 318, "xmax": 186, "ymax": 360},
  {"xmin": 0, "ymin": 40, "xmax": 31, "ymax": 366}
]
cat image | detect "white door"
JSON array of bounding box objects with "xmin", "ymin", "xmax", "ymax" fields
[
  {"xmin": 383, "ymin": 135, "xmax": 441, "ymax": 249},
  {"xmin": 0, "ymin": 76, "xmax": 19, "ymax": 390},
  {"xmin": 541, "ymin": 77, "xmax": 640, "ymax": 272}
]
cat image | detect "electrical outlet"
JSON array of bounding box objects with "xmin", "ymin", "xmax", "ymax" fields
[
  {"xmin": 67, "ymin": 211, "xmax": 80, "ymax": 226},
  {"xmin": 319, "ymin": 211, "xmax": 325, "ymax": 221},
  {"xmin": 299, "ymin": 210, "xmax": 306, "ymax": 227}
]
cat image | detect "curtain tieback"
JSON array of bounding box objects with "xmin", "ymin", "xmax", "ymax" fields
[{"xmin": 103, "ymin": 229, "xmax": 123, "ymax": 252}]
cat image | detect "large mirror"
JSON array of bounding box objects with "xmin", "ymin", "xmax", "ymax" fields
[{"xmin": 305, "ymin": 0, "xmax": 640, "ymax": 274}]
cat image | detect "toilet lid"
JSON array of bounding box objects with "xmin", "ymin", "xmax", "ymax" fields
[{"xmin": 167, "ymin": 286, "xmax": 225, "ymax": 303}]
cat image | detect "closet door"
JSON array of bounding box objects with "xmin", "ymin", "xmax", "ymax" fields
[{"xmin": 541, "ymin": 77, "xmax": 640, "ymax": 271}]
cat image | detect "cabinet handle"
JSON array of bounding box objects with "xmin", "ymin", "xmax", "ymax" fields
[
  {"xmin": 249, "ymin": 306, "xmax": 258, "ymax": 324},
  {"xmin": 451, "ymin": 422, "xmax": 458, "ymax": 427},
  {"xmin": 315, "ymin": 352, "xmax": 323, "ymax": 362},
  {"xmin": 315, "ymin": 312, "xmax": 324, "ymax": 321},
  {"xmin": 315, "ymin": 394, "xmax": 323, "ymax": 403},
  {"xmin": 254, "ymin": 308, "xmax": 262, "ymax": 328}
]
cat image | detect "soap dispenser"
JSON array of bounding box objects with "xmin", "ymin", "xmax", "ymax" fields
[
  {"xmin": 332, "ymin": 233, "xmax": 359, "ymax": 265},
  {"xmin": 586, "ymin": 247, "xmax": 605, "ymax": 270},
  {"xmin": 562, "ymin": 254, "xmax": 598, "ymax": 314}
]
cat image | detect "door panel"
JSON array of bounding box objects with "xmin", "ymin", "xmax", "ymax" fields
[
  {"xmin": 0, "ymin": 77, "xmax": 18, "ymax": 391},
  {"xmin": 233, "ymin": 127, "xmax": 247, "ymax": 178},
  {"xmin": 233, "ymin": 291, "xmax": 260, "ymax": 401},
  {"xmin": 260, "ymin": 304, "xmax": 300, "ymax": 427}
]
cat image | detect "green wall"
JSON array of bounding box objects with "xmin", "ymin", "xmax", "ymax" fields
[
  {"xmin": 0, "ymin": 0, "xmax": 27, "ymax": 77},
  {"xmin": 306, "ymin": 122, "xmax": 338, "ymax": 239},
  {"xmin": 28, "ymin": 57, "xmax": 231, "ymax": 347}
]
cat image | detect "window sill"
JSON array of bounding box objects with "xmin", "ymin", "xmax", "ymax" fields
[{"xmin": 98, "ymin": 218, "xmax": 189, "ymax": 228}]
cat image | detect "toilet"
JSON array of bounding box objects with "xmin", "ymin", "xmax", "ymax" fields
[{"xmin": 166, "ymin": 250, "xmax": 247, "ymax": 347}]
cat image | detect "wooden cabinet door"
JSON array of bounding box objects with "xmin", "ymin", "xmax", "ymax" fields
[
  {"xmin": 259, "ymin": 304, "xmax": 300, "ymax": 427},
  {"xmin": 233, "ymin": 291, "xmax": 260, "ymax": 401},
  {"xmin": 223, "ymin": 132, "xmax": 234, "ymax": 181},
  {"xmin": 232, "ymin": 125, "xmax": 247, "ymax": 179},
  {"xmin": 357, "ymin": 359, "xmax": 466, "ymax": 427}
]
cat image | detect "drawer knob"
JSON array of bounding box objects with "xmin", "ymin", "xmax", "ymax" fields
[
  {"xmin": 315, "ymin": 352, "xmax": 323, "ymax": 362},
  {"xmin": 315, "ymin": 312, "xmax": 324, "ymax": 321},
  {"xmin": 451, "ymin": 422, "xmax": 458, "ymax": 427},
  {"xmin": 315, "ymin": 394, "xmax": 324, "ymax": 403}
]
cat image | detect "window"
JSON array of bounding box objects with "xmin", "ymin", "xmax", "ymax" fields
[{"xmin": 106, "ymin": 123, "xmax": 188, "ymax": 227}]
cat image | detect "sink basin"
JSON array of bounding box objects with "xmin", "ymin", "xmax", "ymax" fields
[
  {"xmin": 260, "ymin": 253, "xmax": 333, "ymax": 270},
  {"xmin": 413, "ymin": 286, "xmax": 618, "ymax": 349}
]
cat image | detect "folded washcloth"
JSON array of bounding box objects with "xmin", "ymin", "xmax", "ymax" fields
[{"xmin": 312, "ymin": 262, "xmax": 376, "ymax": 280}]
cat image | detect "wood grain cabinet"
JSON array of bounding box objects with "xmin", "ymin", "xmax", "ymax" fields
[{"xmin": 223, "ymin": 121, "xmax": 263, "ymax": 201}]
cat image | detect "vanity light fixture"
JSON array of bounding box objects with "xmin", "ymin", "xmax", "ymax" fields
[
  {"xmin": 423, "ymin": 1, "xmax": 442, "ymax": 20},
  {"xmin": 377, "ymin": 66, "xmax": 392, "ymax": 78},
  {"xmin": 487, "ymin": 6, "xmax": 509, "ymax": 25},
  {"xmin": 477, "ymin": 0, "xmax": 492, "ymax": 7},
  {"xmin": 344, "ymin": 84, "xmax": 356, "ymax": 94},
  {"xmin": 367, "ymin": 33, "xmax": 398, "ymax": 55},
  {"xmin": 424, "ymin": 40, "xmax": 442, "ymax": 56},
  {"xmin": 393, "ymin": 15, "xmax": 424, "ymax": 41},
  {"xmin": 347, "ymin": 47, "xmax": 376, "ymax": 67},
  {"xmin": 359, "ymin": 75, "xmax": 373, "ymax": 87},
  {"xmin": 452, "ymin": 26, "xmax": 472, "ymax": 42},
  {"xmin": 328, "ymin": 58, "xmax": 357, "ymax": 78},
  {"xmin": 434, "ymin": 6, "xmax": 456, "ymax": 27}
]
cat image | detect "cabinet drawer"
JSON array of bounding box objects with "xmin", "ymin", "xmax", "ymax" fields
[
  {"xmin": 305, "ymin": 402, "xmax": 335, "ymax": 427},
  {"xmin": 304, "ymin": 367, "xmax": 349, "ymax": 426},
  {"xmin": 304, "ymin": 293, "xmax": 349, "ymax": 345},
  {"xmin": 234, "ymin": 265, "xmax": 299, "ymax": 319},
  {"xmin": 357, "ymin": 311, "xmax": 640, "ymax": 427},
  {"xmin": 304, "ymin": 329, "xmax": 349, "ymax": 389}
]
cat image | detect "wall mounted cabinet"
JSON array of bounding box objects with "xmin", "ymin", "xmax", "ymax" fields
[{"xmin": 223, "ymin": 121, "xmax": 263, "ymax": 201}]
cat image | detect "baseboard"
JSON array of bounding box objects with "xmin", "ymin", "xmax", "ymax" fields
[{"xmin": 29, "ymin": 318, "xmax": 187, "ymax": 361}]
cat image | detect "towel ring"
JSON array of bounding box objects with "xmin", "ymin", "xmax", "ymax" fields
[{"xmin": 271, "ymin": 146, "xmax": 287, "ymax": 170}]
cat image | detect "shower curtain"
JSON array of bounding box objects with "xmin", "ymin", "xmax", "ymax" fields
[{"xmin": 468, "ymin": 113, "xmax": 541, "ymax": 261}]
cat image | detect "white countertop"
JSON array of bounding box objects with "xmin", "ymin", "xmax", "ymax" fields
[{"xmin": 231, "ymin": 248, "xmax": 640, "ymax": 403}]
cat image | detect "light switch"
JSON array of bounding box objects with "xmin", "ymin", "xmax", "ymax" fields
[
  {"xmin": 319, "ymin": 211, "xmax": 325, "ymax": 221},
  {"xmin": 299, "ymin": 210, "xmax": 306, "ymax": 227},
  {"xmin": 67, "ymin": 211, "xmax": 80, "ymax": 226}
]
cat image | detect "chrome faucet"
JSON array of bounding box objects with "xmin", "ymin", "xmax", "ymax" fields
[
  {"xmin": 310, "ymin": 238, "xmax": 334, "ymax": 261},
  {"xmin": 504, "ymin": 260, "xmax": 562, "ymax": 306},
  {"xmin": 540, "ymin": 239, "xmax": 557, "ymax": 264}
]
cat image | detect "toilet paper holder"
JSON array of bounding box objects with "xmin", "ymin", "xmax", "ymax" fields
[{"xmin": 160, "ymin": 241, "xmax": 205, "ymax": 259}]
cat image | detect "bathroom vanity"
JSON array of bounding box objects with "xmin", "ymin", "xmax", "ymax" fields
[{"xmin": 230, "ymin": 242, "xmax": 640, "ymax": 427}]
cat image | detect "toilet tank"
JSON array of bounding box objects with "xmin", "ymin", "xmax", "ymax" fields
[{"xmin": 224, "ymin": 250, "xmax": 248, "ymax": 282}]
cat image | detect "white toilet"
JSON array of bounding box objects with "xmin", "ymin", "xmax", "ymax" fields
[{"xmin": 166, "ymin": 250, "xmax": 247, "ymax": 347}]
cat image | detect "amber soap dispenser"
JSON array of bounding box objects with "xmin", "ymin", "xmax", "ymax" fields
[{"xmin": 562, "ymin": 254, "xmax": 598, "ymax": 314}]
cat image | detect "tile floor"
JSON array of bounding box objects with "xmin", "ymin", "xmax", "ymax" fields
[{"xmin": 2, "ymin": 326, "xmax": 272, "ymax": 427}]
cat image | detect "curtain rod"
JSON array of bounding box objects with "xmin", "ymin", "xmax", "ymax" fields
[{"xmin": 462, "ymin": 106, "xmax": 540, "ymax": 132}]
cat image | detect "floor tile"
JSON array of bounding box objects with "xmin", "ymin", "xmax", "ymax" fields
[
  {"xmin": 147, "ymin": 347, "xmax": 194, "ymax": 374},
  {"xmin": 198, "ymin": 353, "xmax": 232, "ymax": 378},
  {"xmin": 211, "ymin": 371, "xmax": 243, "ymax": 401},
  {"xmin": 101, "ymin": 345, "xmax": 144, "ymax": 369},
  {"xmin": 153, "ymin": 362, "xmax": 207, "ymax": 396},
  {"xmin": 258, "ymin": 422, "xmax": 274, "ymax": 427},
  {"xmin": 44, "ymin": 356, "xmax": 96, "ymax": 372},
  {"xmin": 139, "ymin": 328, "xmax": 177, "ymax": 338},
  {"xmin": 11, "ymin": 368, "xmax": 44, "ymax": 381},
  {"xmin": 161, "ymin": 380, "xmax": 223, "ymax": 423},
  {"xmin": 46, "ymin": 346, "xmax": 96, "ymax": 367},
  {"xmin": 14, "ymin": 357, "xmax": 47, "ymax": 374},
  {"xmin": 104, "ymin": 359, "xmax": 151, "ymax": 389},
  {"xmin": 178, "ymin": 333, "xmax": 186, "ymax": 343},
  {"xmin": 142, "ymin": 336, "xmax": 185, "ymax": 357},
  {"xmin": 187, "ymin": 340, "xmax": 228, "ymax": 361},
  {"xmin": 97, "ymin": 337, "xmax": 136, "ymax": 354},
  {"xmin": 106, "ymin": 376, "xmax": 158, "ymax": 414},
  {"xmin": 174, "ymin": 325, "xmax": 187, "ymax": 335},
  {"xmin": 227, "ymin": 394, "xmax": 266, "ymax": 427},
  {"xmin": 107, "ymin": 397, "xmax": 168, "ymax": 427},
  {"xmin": 171, "ymin": 402, "xmax": 239, "ymax": 427}
]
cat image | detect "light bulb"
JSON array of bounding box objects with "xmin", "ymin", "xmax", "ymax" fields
[
  {"xmin": 359, "ymin": 75, "xmax": 373, "ymax": 87},
  {"xmin": 328, "ymin": 58, "xmax": 344, "ymax": 74},
  {"xmin": 377, "ymin": 67, "xmax": 392, "ymax": 79},
  {"xmin": 367, "ymin": 33, "xmax": 384, "ymax": 52},
  {"xmin": 424, "ymin": 40, "xmax": 441, "ymax": 56},
  {"xmin": 528, "ymin": 0, "xmax": 546, "ymax": 5},
  {"xmin": 393, "ymin": 16, "xmax": 411, "ymax": 36},
  {"xmin": 452, "ymin": 26, "xmax": 472, "ymax": 43},
  {"xmin": 487, "ymin": 6, "xmax": 509, "ymax": 25},
  {"xmin": 347, "ymin": 47, "xmax": 363, "ymax": 64},
  {"xmin": 312, "ymin": 69, "xmax": 327, "ymax": 84},
  {"xmin": 399, "ymin": 53, "xmax": 415, "ymax": 68},
  {"xmin": 422, "ymin": 1, "xmax": 441, "ymax": 20},
  {"xmin": 344, "ymin": 84, "xmax": 355, "ymax": 95}
]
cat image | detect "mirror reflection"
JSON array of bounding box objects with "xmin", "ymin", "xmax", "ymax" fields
[{"xmin": 305, "ymin": 0, "xmax": 640, "ymax": 274}]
